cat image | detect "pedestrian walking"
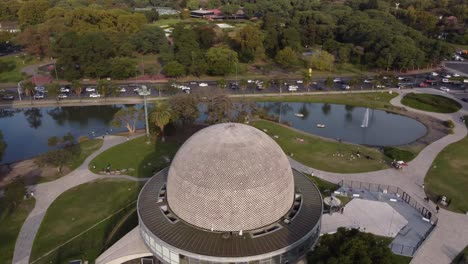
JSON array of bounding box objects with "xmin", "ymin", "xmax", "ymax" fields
[
  {"xmin": 340, "ymin": 207, "xmax": 344, "ymax": 214},
  {"xmin": 436, "ymin": 205, "xmax": 439, "ymax": 213},
  {"xmin": 422, "ymin": 183, "xmax": 425, "ymax": 189}
]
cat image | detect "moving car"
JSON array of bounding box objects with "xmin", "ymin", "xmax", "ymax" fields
[
  {"xmin": 89, "ymin": 93, "xmax": 101, "ymax": 98},
  {"xmin": 85, "ymin": 87, "xmax": 96, "ymax": 92},
  {"xmin": 2, "ymin": 94, "xmax": 14, "ymax": 100},
  {"xmin": 440, "ymin": 87, "xmax": 450, "ymax": 92},
  {"xmin": 199, "ymin": 83, "xmax": 208, "ymax": 87},
  {"xmin": 34, "ymin": 93, "xmax": 45, "ymax": 99}
]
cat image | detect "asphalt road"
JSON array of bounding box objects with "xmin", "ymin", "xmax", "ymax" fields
[{"xmin": 1, "ymin": 70, "xmax": 467, "ymax": 103}]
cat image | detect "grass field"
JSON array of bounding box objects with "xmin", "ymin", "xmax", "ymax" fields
[
  {"xmin": 0, "ymin": 54, "xmax": 38, "ymax": 83},
  {"xmin": 89, "ymin": 136, "xmax": 180, "ymax": 177},
  {"xmin": 0, "ymin": 198, "xmax": 35, "ymax": 264},
  {"xmin": 251, "ymin": 120, "xmax": 388, "ymax": 173},
  {"xmin": 252, "ymin": 92, "xmax": 398, "ymax": 110},
  {"xmin": 30, "ymin": 180, "xmax": 141, "ymax": 263},
  {"xmin": 425, "ymin": 136, "xmax": 468, "ymax": 213},
  {"xmin": 151, "ymin": 18, "xmax": 183, "ymax": 27},
  {"xmin": 401, "ymin": 93, "xmax": 462, "ymax": 113}
]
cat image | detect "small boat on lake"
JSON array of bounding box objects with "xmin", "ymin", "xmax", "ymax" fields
[
  {"xmin": 294, "ymin": 113, "xmax": 304, "ymax": 117},
  {"xmin": 317, "ymin": 124, "xmax": 326, "ymax": 128}
]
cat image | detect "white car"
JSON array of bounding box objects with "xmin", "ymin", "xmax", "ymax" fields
[
  {"xmin": 60, "ymin": 87, "xmax": 70, "ymax": 93},
  {"xmin": 288, "ymin": 85, "xmax": 298, "ymax": 91},
  {"xmin": 89, "ymin": 93, "xmax": 101, "ymax": 98},
  {"xmin": 189, "ymin": 81, "xmax": 197, "ymax": 85},
  {"xmin": 431, "ymin": 72, "xmax": 439, "ymax": 76},
  {"xmin": 296, "ymin": 80, "xmax": 303, "ymax": 84},
  {"xmin": 376, "ymin": 84, "xmax": 386, "ymax": 88},
  {"xmin": 247, "ymin": 80, "xmax": 254, "ymax": 83},
  {"xmin": 333, "ymin": 78, "xmax": 342, "ymax": 83},
  {"xmin": 443, "ymin": 74, "xmax": 451, "ymax": 78},
  {"xmin": 33, "ymin": 93, "xmax": 44, "ymax": 99},
  {"xmin": 85, "ymin": 87, "xmax": 96, "ymax": 92},
  {"xmin": 341, "ymin": 85, "xmax": 350, "ymax": 90},
  {"xmin": 35, "ymin": 86, "xmax": 46, "ymax": 92},
  {"xmin": 453, "ymin": 73, "xmax": 460, "ymax": 77},
  {"xmin": 57, "ymin": 93, "xmax": 68, "ymax": 99},
  {"xmin": 442, "ymin": 78, "xmax": 450, "ymax": 83},
  {"xmin": 364, "ymin": 79, "xmax": 372, "ymax": 83},
  {"xmin": 119, "ymin": 87, "xmax": 126, "ymax": 93},
  {"xmin": 398, "ymin": 76, "xmax": 404, "ymax": 80},
  {"xmin": 198, "ymin": 83, "xmax": 208, "ymax": 87},
  {"xmin": 440, "ymin": 87, "xmax": 450, "ymax": 92}
]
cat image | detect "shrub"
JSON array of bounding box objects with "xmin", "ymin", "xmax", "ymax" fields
[
  {"xmin": 383, "ymin": 147, "xmax": 416, "ymax": 161},
  {"xmin": 443, "ymin": 120, "xmax": 455, "ymax": 128},
  {"xmin": 78, "ymin": 136, "xmax": 90, "ymax": 143}
]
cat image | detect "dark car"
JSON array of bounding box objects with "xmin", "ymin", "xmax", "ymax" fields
[
  {"xmin": 2, "ymin": 94, "xmax": 14, "ymax": 100},
  {"xmin": 462, "ymin": 98, "xmax": 468, "ymax": 103}
]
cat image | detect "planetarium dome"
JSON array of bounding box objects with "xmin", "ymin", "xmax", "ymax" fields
[{"xmin": 166, "ymin": 123, "xmax": 295, "ymax": 232}]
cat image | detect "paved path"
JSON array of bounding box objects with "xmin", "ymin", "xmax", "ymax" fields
[
  {"xmin": 13, "ymin": 134, "xmax": 147, "ymax": 264},
  {"xmin": 290, "ymin": 88, "xmax": 468, "ymax": 264}
]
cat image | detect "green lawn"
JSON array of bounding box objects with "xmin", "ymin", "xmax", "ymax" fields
[
  {"xmin": 0, "ymin": 198, "xmax": 35, "ymax": 264},
  {"xmin": 401, "ymin": 93, "xmax": 462, "ymax": 113},
  {"xmin": 30, "ymin": 180, "xmax": 141, "ymax": 263},
  {"xmin": 425, "ymin": 135, "xmax": 468, "ymax": 213},
  {"xmin": 0, "ymin": 54, "xmax": 38, "ymax": 83},
  {"xmin": 151, "ymin": 18, "xmax": 182, "ymax": 27},
  {"xmin": 89, "ymin": 136, "xmax": 180, "ymax": 177},
  {"xmin": 253, "ymin": 92, "xmax": 398, "ymax": 110},
  {"xmin": 308, "ymin": 175, "xmax": 339, "ymax": 196},
  {"xmin": 251, "ymin": 120, "xmax": 388, "ymax": 173}
]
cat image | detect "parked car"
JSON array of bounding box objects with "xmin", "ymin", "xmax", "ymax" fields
[
  {"xmin": 85, "ymin": 87, "xmax": 96, "ymax": 92},
  {"xmin": 57, "ymin": 93, "xmax": 68, "ymax": 99},
  {"xmin": 230, "ymin": 83, "xmax": 239, "ymax": 90},
  {"xmin": 461, "ymin": 98, "xmax": 468, "ymax": 103},
  {"xmin": 376, "ymin": 84, "xmax": 386, "ymax": 88},
  {"xmin": 2, "ymin": 94, "xmax": 14, "ymax": 100},
  {"xmin": 189, "ymin": 81, "xmax": 197, "ymax": 85},
  {"xmin": 89, "ymin": 93, "xmax": 101, "ymax": 98},
  {"xmin": 296, "ymin": 80, "xmax": 303, "ymax": 84},
  {"xmin": 431, "ymin": 72, "xmax": 439, "ymax": 76},
  {"xmin": 35, "ymin": 86, "xmax": 46, "ymax": 92},
  {"xmin": 363, "ymin": 79, "xmax": 372, "ymax": 83},
  {"xmin": 118, "ymin": 87, "xmax": 126, "ymax": 93},
  {"xmin": 442, "ymin": 78, "xmax": 450, "ymax": 83},
  {"xmin": 440, "ymin": 87, "xmax": 450, "ymax": 92},
  {"xmin": 453, "ymin": 73, "xmax": 460, "ymax": 77},
  {"xmin": 333, "ymin": 78, "xmax": 342, "ymax": 83},
  {"xmin": 288, "ymin": 85, "xmax": 298, "ymax": 91},
  {"xmin": 419, "ymin": 82, "xmax": 428, "ymax": 87},
  {"xmin": 34, "ymin": 93, "xmax": 45, "ymax": 99},
  {"xmin": 60, "ymin": 87, "xmax": 70, "ymax": 93},
  {"xmin": 341, "ymin": 85, "xmax": 350, "ymax": 90},
  {"xmin": 199, "ymin": 82, "xmax": 208, "ymax": 87},
  {"xmin": 397, "ymin": 76, "xmax": 404, "ymax": 80}
]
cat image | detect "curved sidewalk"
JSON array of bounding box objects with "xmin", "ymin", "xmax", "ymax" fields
[
  {"xmin": 13, "ymin": 134, "xmax": 147, "ymax": 264},
  {"xmin": 291, "ymin": 89, "xmax": 468, "ymax": 264}
]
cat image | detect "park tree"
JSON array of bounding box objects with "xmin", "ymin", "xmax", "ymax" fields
[
  {"xmin": 78, "ymin": 32, "xmax": 114, "ymax": 78},
  {"xmin": 53, "ymin": 31, "xmax": 81, "ymax": 81},
  {"xmin": 309, "ymin": 50, "xmax": 335, "ymax": 71},
  {"xmin": 309, "ymin": 228, "xmax": 397, "ymax": 263},
  {"xmin": 48, "ymin": 82, "xmax": 60, "ymax": 97},
  {"xmin": 205, "ymin": 92, "xmax": 233, "ymax": 124},
  {"xmin": 168, "ymin": 93, "xmax": 200, "ymax": 126},
  {"xmin": 195, "ymin": 25, "xmax": 218, "ymax": 50},
  {"xmin": 236, "ymin": 25, "xmax": 265, "ymax": 62},
  {"xmin": 72, "ymin": 80, "xmax": 83, "ymax": 97},
  {"xmin": 187, "ymin": 0, "xmax": 199, "ymax": 10},
  {"xmin": 281, "ymin": 28, "xmax": 302, "ymax": 51},
  {"xmin": 110, "ymin": 57, "xmax": 138, "ymax": 79},
  {"xmin": 172, "ymin": 25, "xmax": 201, "ymax": 68},
  {"xmin": 150, "ymin": 102, "xmax": 173, "ymax": 142},
  {"xmin": 0, "ymin": 130, "xmax": 6, "ymax": 163},
  {"xmin": 132, "ymin": 26, "xmax": 169, "ymax": 54},
  {"xmin": 111, "ymin": 106, "xmax": 144, "ymax": 134},
  {"xmin": 275, "ymin": 47, "xmax": 299, "ymax": 69},
  {"xmin": 206, "ymin": 46, "xmax": 238, "ymax": 76},
  {"xmin": 18, "ymin": 0, "xmax": 49, "ymax": 26},
  {"xmin": 217, "ymin": 79, "xmax": 227, "ymax": 89},
  {"xmin": 3, "ymin": 179, "xmax": 25, "ymax": 212},
  {"xmin": 163, "ymin": 61, "xmax": 186, "ymax": 77},
  {"xmin": 16, "ymin": 25, "xmax": 51, "ymax": 58},
  {"xmin": 325, "ymin": 77, "xmax": 334, "ymax": 89},
  {"xmin": 97, "ymin": 79, "xmax": 112, "ymax": 97},
  {"xmin": 143, "ymin": 9, "xmax": 159, "ymax": 23}
]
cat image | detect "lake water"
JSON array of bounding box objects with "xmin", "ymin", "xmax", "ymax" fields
[
  {"xmin": 260, "ymin": 102, "xmax": 427, "ymax": 147},
  {"xmin": 0, "ymin": 102, "xmax": 427, "ymax": 164}
]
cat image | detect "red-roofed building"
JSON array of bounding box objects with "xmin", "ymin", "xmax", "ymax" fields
[{"xmin": 30, "ymin": 75, "xmax": 53, "ymax": 85}]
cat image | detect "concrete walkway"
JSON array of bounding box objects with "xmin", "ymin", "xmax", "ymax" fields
[
  {"xmin": 290, "ymin": 88, "xmax": 468, "ymax": 264},
  {"xmin": 13, "ymin": 134, "xmax": 147, "ymax": 264}
]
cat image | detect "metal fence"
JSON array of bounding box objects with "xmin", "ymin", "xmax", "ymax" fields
[{"xmin": 337, "ymin": 179, "xmax": 438, "ymax": 223}]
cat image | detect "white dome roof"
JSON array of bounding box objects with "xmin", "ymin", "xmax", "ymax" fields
[{"xmin": 167, "ymin": 123, "xmax": 295, "ymax": 232}]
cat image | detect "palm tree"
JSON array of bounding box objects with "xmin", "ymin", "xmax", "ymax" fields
[
  {"xmin": 22, "ymin": 81, "xmax": 35, "ymax": 103},
  {"xmin": 72, "ymin": 80, "xmax": 83, "ymax": 101},
  {"xmin": 150, "ymin": 102, "xmax": 173, "ymax": 142}
]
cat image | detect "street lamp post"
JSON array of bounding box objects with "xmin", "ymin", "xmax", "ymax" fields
[{"xmin": 138, "ymin": 85, "xmax": 151, "ymax": 139}]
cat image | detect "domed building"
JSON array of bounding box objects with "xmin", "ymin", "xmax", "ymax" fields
[{"xmin": 97, "ymin": 123, "xmax": 322, "ymax": 264}]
